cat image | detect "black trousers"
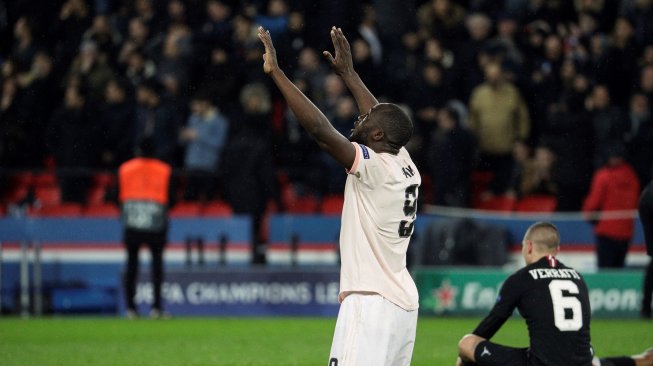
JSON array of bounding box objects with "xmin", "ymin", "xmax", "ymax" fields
[
  {"xmin": 596, "ymin": 236, "xmax": 629, "ymax": 269},
  {"xmin": 123, "ymin": 229, "xmax": 166, "ymax": 311},
  {"xmin": 643, "ymin": 259, "xmax": 653, "ymax": 318}
]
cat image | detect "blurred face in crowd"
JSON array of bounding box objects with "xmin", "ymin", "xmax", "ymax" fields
[
  {"xmin": 191, "ymin": 99, "xmax": 212, "ymax": 116},
  {"xmin": 424, "ymin": 38, "xmax": 443, "ymax": 62},
  {"xmin": 207, "ymin": 0, "xmax": 231, "ymax": 22},
  {"xmin": 32, "ymin": 52, "xmax": 53, "ymax": 77},
  {"xmin": 497, "ymin": 18, "xmax": 517, "ymax": 38},
  {"xmin": 544, "ymin": 35, "xmax": 562, "ymax": 60},
  {"xmin": 64, "ymin": 86, "xmax": 85, "ymax": 109},
  {"xmin": 578, "ymin": 12, "xmax": 598, "ymax": 35},
  {"xmin": 591, "ymin": 85, "xmax": 611, "ymax": 109},
  {"xmin": 268, "ymin": 0, "xmax": 288, "ymax": 16},
  {"xmin": 128, "ymin": 18, "xmax": 149, "ymax": 42},
  {"xmin": 436, "ymin": 109, "xmax": 456, "ymax": 131},
  {"xmin": 433, "ymin": 0, "xmax": 451, "ymax": 16},
  {"xmin": 298, "ymin": 48, "xmax": 319, "ymax": 71},
  {"xmin": 630, "ymin": 93, "xmax": 649, "ymax": 119},
  {"xmin": 466, "ymin": 14, "xmax": 491, "ymax": 41},
  {"xmin": 352, "ymin": 39, "xmax": 371, "ymax": 63},
  {"xmin": 288, "ymin": 11, "xmax": 304, "ymax": 32},
  {"xmin": 534, "ymin": 146, "xmax": 555, "ymax": 170},
  {"xmin": 641, "ymin": 66, "xmax": 653, "ymax": 92},
  {"xmin": 335, "ymin": 97, "xmax": 356, "ymax": 120},
  {"xmin": 422, "ymin": 64, "xmax": 443, "ymax": 86},
  {"xmin": 324, "ymin": 74, "xmax": 345, "ymax": 98},
  {"xmin": 512, "ymin": 142, "xmax": 531, "ymax": 163},
  {"xmin": 105, "ymin": 80, "xmax": 125, "ymax": 104},
  {"xmin": 484, "ymin": 63, "xmax": 503, "ymax": 86}
]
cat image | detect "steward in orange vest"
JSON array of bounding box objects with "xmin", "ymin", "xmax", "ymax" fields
[{"xmin": 118, "ymin": 137, "xmax": 172, "ymax": 318}]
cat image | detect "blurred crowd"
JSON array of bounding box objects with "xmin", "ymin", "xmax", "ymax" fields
[{"xmin": 1, "ymin": 0, "xmax": 653, "ymax": 213}]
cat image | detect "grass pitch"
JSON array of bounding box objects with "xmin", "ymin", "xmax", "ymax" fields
[{"xmin": 0, "ymin": 316, "xmax": 650, "ymax": 365}]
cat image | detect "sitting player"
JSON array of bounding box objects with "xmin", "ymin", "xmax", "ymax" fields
[{"xmin": 456, "ymin": 221, "xmax": 652, "ymax": 366}]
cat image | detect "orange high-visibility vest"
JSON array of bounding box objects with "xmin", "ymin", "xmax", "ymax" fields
[{"xmin": 119, "ymin": 158, "xmax": 172, "ymax": 205}]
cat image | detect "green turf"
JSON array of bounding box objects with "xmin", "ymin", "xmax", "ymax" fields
[{"xmin": 0, "ymin": 316, "xmax": 650, "ymax": 365}]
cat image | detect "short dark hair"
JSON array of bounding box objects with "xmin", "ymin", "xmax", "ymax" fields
[
  {"xmin": 375, "ymin": 103, "xmax": 413, "ymax": 148},
  {"xmin": 137, "ymin": 137, "xmax": 157, "ymax": 158},
  {"xmin": 525, "ymin": 221, "xmax": 560, "ymax": 250}
]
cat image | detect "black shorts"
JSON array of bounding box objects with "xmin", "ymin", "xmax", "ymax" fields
[{"xmin": 474, "ymin": 340, "xmax": 529, "ymax": 366}]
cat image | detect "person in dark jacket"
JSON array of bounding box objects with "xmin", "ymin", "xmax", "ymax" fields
[{"xmin": 639, "ymin": 180, "xmax": 653, "ymax": 318}]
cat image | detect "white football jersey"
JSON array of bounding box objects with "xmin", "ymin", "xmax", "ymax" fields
[{"xmin": 338, "ymin": 142, "xmax": 420, "ymax": 311}]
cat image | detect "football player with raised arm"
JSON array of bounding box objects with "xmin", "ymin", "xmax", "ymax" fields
[
  {"xmin": 258, "ymin": 26, "xmax": 420, "ymax": 366},
  {"xmin": 457, "ymin": 221, "xmax": 652, "ymax": 366}
]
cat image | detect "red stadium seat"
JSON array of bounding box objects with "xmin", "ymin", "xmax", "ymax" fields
[
  {"xmin": 84, "ymin": 203, "xmax": 120, "ymax": 217},
  {"xmin": 515, "ymin": 195, "xmax": 557, "ymax": 213},
  {"xmin": 320, "ymin": 195, "xmax": 344, "ymax": 215},
  {"xmin": 476, "ymin": 195, "xmax": 516, "ymax": 212},
  {"xmin": 471, "ymin": 171, "xmax": 494, "ymax": 208},
  {"xmin": 169, "ymin": 202, "xmax": 202, "ymax": 217},
  {"xmin": 33, "ymin": 172, "xmax": 57, "ymax": 187},
  {"xmin": 2, "ymin": 172, "xmax": 33, "ymax": 204},
  {"xmin": 286, "ymin": 195, "xmax": 319, "ymax": 214},
  {"xmin": 86, "ymin": 173, "xmax": 117, "ymax": 205},
  {"xmin": 202, "ymin": 201, "xmax": 233, "ymax": 217},
  {"xmin": 34, "ymin": 185, "xmax": 62, "ymax": 206},
  {"xmin": 31, "ymin": 203, "xmax": 83, "ymax": 217}
]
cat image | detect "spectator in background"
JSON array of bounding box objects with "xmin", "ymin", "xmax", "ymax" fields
[
  {"xmin": 47, "ymin": 84, "xmax": 96, "ymax": 203},
  {"xmin": 469, "ymin": 61, "xmax": 530, "ymax": 196},
  {"xmin": 274, "ymin": 10, "xmax": 309, "ymax": 74},
  {"xmin": 123, "ymin": 49, "xmax": 158, "ymax": 88},
  {"xmin": 293, "ymin": 47, "xmax": 329, "ymax": 106},
  {"xmin": 319, "ymin": 73, "xmax": 347, "ymax": 119},
  {"xmin": 319, "ymin": 96, "xmax": 358, "ymax": 195},
  {"xmin": 117, "ymin": 17, "xmax": 157, "ymax": 66},
  {"xmin": 119, "ymin": 137, "xmax": 171, "ymax": 319},
  {"xmin": 275, "ymin": 76, "xmax": 322, "ymax": 193},
  {"xmin": 98, "ymin": 78, "xmax": 135, "ymax": 169},
  {"xmin": 14, "ymin": 51, "xmax": 56, "ymax": 167},
  {"xmin": 197, "ymin": 46, "xmax": 243, "ymax": 115},
  {"xmin": 425, "ymin": 105, "xmax": 477, "ymax": 207},
  {"xmin": 516, "ymin": 144, "xmax": 557, "ymax": 198},
  {"xmin": 639, "ymin": 179, "xmax": 653, "ymax": 319},
  {"xmin": 585, "ymin": 84, "xmax": 629, "ymax": 169},
  {"xmin": 81, "ymin": 14, "xmax": 122, "ymax": 60},
  {"xmin": 11, "ymin": 16, "xmax": 40, "ymax": 74},
  {"xmin": 456, "ymin": 12, "xmax": 493, "ymax": 100},
  {"xmin": 637, "ymin": 64, "xmax": 653, "ymax": 105},
  {"xmin": 53, "ymin": 0, "xmax": 93, "ymax": 76},
  {"xmin": 582, "ymin": 143, "xmax": 641, "ymax": 269},
  {"xmin": 416, "ymin": 0, "xmax": 466, "ymax": 47},
  {"xmin": 221, "ymin": 82, "xmax": 277, "ymax": 264},
  {"xmin": 195, "ymin": 0, "xmax": 233, "ymax": 50},
  {"xmin": 624, "ymin": 92, "xmax": 653, "ymax": 185},
  {"xmin": 406, "ymin": 62, "xmax": 448, "ymax": 157},
  {"xmin": 0, "ymin": 77, "xmax": 28, "ymax": 168},
  {"xmin": 255, "ymin": 0, "xmax": 289, "ymax": 41},
  {"xmin": 69, "ymin": 40, "xmax": 115, "ymax": 103},
  {"xmin": 179, "ymin": 93, "xmax": 228, "ymax": 201},
  {"xmin": 606, "ymin": 17, "xmax": 639, "ymax": 107},
  {"xmin": 134, "ymin": 78, "xmax": 181, "ymax": 165},
  {"xmin": 155, "ymin": 24, "xmax": 192, "ymax": 94}
]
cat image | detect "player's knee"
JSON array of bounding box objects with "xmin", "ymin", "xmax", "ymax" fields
[{"xmin": 458, "ymin": 334, "xmax": 484, "ymax": 361}]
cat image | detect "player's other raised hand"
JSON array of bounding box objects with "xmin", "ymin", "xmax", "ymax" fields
[
  {"xmin": 323, "ymin": 26, "xmax": 354, "ymax": 77},
  {"xmin": 257, "ymin": 26, "xmax": 279, "ymax": 75}
]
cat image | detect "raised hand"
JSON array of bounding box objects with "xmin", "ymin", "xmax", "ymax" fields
[
  {"xmin": 257, "ymin": 26, "xmax": 279, "ymax": 74},
  {"xmin": 323, "ymin": 26, "xmax": 354, "ymax": 76}
]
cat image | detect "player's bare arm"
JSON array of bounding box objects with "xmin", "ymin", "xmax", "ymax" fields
[
  {"xmin": 323, "ymin": 26, "xmax": 378, "ymax": 115},
  {"xmin": 258, "ymin": 26, "xmax": 355, "ymax": 169}
]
